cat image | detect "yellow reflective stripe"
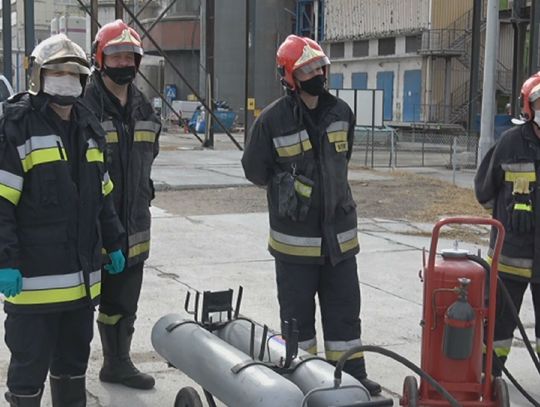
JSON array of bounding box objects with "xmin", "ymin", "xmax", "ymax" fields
[
  {"xmin": 494, "ymin": 347, "xmax": 511, "ymax": 357},
  {"xmin": 505, "ymin": 171, "xmax": 536, "ymax": 183},
  {"xmin": 134, "ymin": 131, "xmax": 156, "ymax": 143},
  {"xmin": 268, "ymin": 235, "xmax": 321, "ymax": 257},
  {"xmin": 325, "ymin": 350, "xmax": 364, "ymax": 361},
  {"xmin": 5, "ymin": 281, "xmax": 100, "ymax": 305},
  {"xmin": 275, "ymin": 139, "xmax": 312, "ymax": 157},
  {"xmin": 339, "ymin": 236, "xmax": 359, "ymax": 253},
  {"xmin": 514, "ymin": 203, "xmax": 532, "ymax": 212},
  {"xmin": 0, "ymin": 184, "xmax": 21, "ymax": 205},
  {"xmin": 294, "ymin": 179, "xmax": 312, "ymax": 198},
  {"xmin": 21, "ymin": 148, "xmax": 64, "ymax": 172},
  {"xmin": 488, "ymin": 255, "xmax": 532, "ymax": 278},
  {"xmin": 86, "ymin": 148, "xmax": 104, "ymax": 163},
  {"xmin": 304, "ymin": 345, "xmax": 317, "ymax": 355},
  {"xmin": 128, "ymin": 241, "xmax": 150, "ymax": 258},
  {"xmin": 327, "ymin": 131, "xmax": 347, "ymax": 143},
  {"xmin": 102, "ymin": 179, "xmax": 114, "ymax": 196},
  {"xmin": 97, "ymin": 312, "xmax": 123, "ymax": 325},
  {"xmin": 106, "ymin": 132, "xmax": 119, "ymax": 143}
]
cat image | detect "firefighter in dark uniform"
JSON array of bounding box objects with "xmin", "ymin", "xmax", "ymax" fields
[
  {"xmin": 475, "ymin": 72, "xmax": 540, "ymax": 375},
  {"xmin": 0, "ymin": 34, "xmax": 125, "ymax": 406},
  {"xmin": 241, "ymin": 35, "xmax": 381, "ymax": 396},
  {"xmin": 84, "ymin": 20, "xmax": 160, "ymax": 390}
]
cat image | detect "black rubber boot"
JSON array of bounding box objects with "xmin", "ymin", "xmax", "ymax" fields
[
  {"xmin": 98, "ymin": 315, "xmax": 155, "ymax": 390},
  {"xmin": 49, "ymin": 375, "xmax": 86, "ymax": 407},
  {"xmin": 342, "ymin": 357, "xmax": 382, "ymax": 396},
  {"xmin": 4, "ymin": 388, "xmax": 42, "ymax": 406}
]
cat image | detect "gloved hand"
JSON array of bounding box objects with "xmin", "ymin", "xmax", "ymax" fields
[
  {"xmin": 294, "ymin": 174, "xmax": 314, "ymax": 222},
  {"xmin": 0, "ymin": 268, "xmax": 22, "ymax": 297},
  {"xmin": 105, "ymin": 250, "xmax": 125, "ymax": 275},
  {"xmin": 508, "ymin": 193, "xmax": 534, "ymax": 233},
  {"xmin": 275, "ymin": 172, "xmax": 298, "ymax": 220}
]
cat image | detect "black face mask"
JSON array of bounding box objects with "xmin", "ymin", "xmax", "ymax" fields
[
  {"xmin": 104, "ymin": 66, "xmax": 137, "ymax": 85},
  {"xmin": 298, "ymin": 74, "xmax": 327, "ymax": 96}
]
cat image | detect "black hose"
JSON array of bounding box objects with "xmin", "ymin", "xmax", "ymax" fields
[
  {"xmin": 334, "ymin": 345, "xmax": 461, "ymax": 407},
  {"xmin": 495, "ymin": 356, "xmax": 540, "ymax": 407},
  {"xmin": 466, "ymin": 255, "xmax": 540, "ymax": 375}
]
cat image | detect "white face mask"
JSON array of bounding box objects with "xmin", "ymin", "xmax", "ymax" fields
[{"xmin": 42, "ymin": 74, "xmax": 82, "ymax": 98}]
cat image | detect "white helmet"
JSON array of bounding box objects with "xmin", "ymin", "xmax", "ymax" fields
[{"xmin": 28, "ymin": 34, "xmax": 90, "ymax": 95}]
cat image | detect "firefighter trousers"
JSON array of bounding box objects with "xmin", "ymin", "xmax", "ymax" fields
[
  {"xmin": 275, "ymin": 256, "xmax": 362, "ymax": 363},
  {"xmin": 494, "ymin": 276, "xmax": 540, "ymax": 359},
  {"xmin": 99, "ymin": 262, "xmax": 144, "ymax": 318},
  {"xmin": 4, "ymin": 306, "xmax": 94, "ymax": 395}
]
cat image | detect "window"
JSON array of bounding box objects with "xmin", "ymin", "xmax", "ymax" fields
[
  {"xmin": 330, "ymin": 42, "xmax": 345, "ymax": 59},
  {"xmin": 405, "ymin": 35, "xmax": 420, "ymax": 53},
  {"xmin": 353, "ymin": 40, "xmax": 369, "ymax": 57},
  {"xmin": 378, "ymin": 37, "xmax": 395, "ymax": 56}
]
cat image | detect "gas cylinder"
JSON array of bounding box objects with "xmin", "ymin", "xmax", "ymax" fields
[{"xmin": 443, "ymin": 278, "xmax": 476, "ymax": 360}]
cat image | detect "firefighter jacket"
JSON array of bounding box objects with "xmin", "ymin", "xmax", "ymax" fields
[
  {"xmin": 84, "ymin": 74, "xmax": 160, "ymax": 267},
  {"xmin": 475, "ymin": 122, "xmax": 540, "ymax": 283},
  {"xmin": 0, "ymin": 93, "xmax": 125, "ymax": 313},
  {"xmin": 241, "ymin": 92, "xmax": 359, "ymax": 265}
]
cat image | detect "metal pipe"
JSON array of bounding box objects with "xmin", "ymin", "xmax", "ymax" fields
[
  {"xmin": 152, "ymin": 315, "xmax": 305, "ymax": 407},
  {"xmin": 3, "ymin": 0, "xmax": 12, "ymax": 82},
  {"xmin": 23, "ymin": 0, "xmax": 34, "ymax": 88},
  {"xmin": 478, "ymin": 0, "xmax": 499, "ymax": 164}
]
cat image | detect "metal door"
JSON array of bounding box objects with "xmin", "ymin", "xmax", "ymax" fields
[
  {"xmin": 376, "ymin": 71, "xmax": 394, "ymax": 121},
  {"xmin": 329, "ymin": 73, "xmax": 344, "ymax": 89},
  {"xmin": 403, "ymin": 70, "xmax": 421, "ymax": 122},
  {"xmin": 351, "ymin": 72, "xmax": 367, "ymax": 89}
]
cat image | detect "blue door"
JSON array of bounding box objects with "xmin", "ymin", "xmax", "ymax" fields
[
  {"xmin": 351, "ymin": 72, "xmax": 368, "ymax": 89},
  {"xmin": 376, "ymin": 71, "xmax": 394, "ymax": 121},
  {"xmin": 403, "ymin": 70, "xmax": 421, "ymax": 122},
  {"xmin": 329, "ymin": 73, "xmax": 344, "ymax": 89}
]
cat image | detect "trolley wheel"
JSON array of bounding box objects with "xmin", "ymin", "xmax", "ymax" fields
[
  {"xmin": 493, "ymin": 377, "xmax": 510, "ymax": 407},
  {"xmin": 174, "ymin": 386, "xmax": 203, "ymax": 407},
  {"xmin": 400, "ymin": 375, "xmax": 419, "ymax": 407}
]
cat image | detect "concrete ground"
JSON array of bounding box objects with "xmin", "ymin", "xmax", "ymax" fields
[{"xmin": 0, "ymin": 131, "xmax": 537, "ymax": 406}]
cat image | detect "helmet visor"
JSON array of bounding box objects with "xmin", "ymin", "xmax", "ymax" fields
[
  {"xmin": 104, "ymin": 43, "xmax": 144, "ymax": 57},
  {"xmin": 42, "ymin": 60, "xmax": 90, "ymax": 75},
  {"xmin": 529, "ymin": 83, "xmax": 540, "ymax": 104},
  {"xmin": 294, "ymin": 56, "xmax": 330, "ymax": 76}
]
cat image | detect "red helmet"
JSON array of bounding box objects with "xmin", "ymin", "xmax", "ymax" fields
[
  {"xmin": 519, "ymin": 72, "xmax": 540, "ymax": 121},
  {"xmin": 276, "ymin": 35, "xmax": 330, "ymax": 91},
  {"xmin": 92, "ymin": 19, "xmax": 143, "ymax": 70}
]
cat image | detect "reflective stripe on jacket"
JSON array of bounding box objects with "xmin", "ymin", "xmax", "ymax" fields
[
  {"xmin": 0, "ymin": 93, "xmax": 124, "ymax": 313},
  {"xmin": 474, "ymin": 122, "xmax": 540, "ymax": 282},
  {"xmin": 84, "ymin": 74, "xmax": 160, "ymax": 267},
  {"xmin": 242, "ymin": 93, "xmax": 359, "ymax": 265}
]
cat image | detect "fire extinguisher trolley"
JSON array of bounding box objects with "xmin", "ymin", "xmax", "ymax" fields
[{"xmin": 401, "ymin": 217, "xmax": 510, "ymax": 407}]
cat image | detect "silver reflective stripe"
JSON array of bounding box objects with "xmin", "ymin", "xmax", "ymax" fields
[
  {"xmin": 129, "ymin": 229, "xmax": 151, "ymax": 246},
  {"xmin": 135, "ymin": 121, "xmax": 160, "ymax": 132},
  {"xmin": 89, "ymin": 270, "xmax": 101, "ymax": 286},
  {"xmin": 0, "ymin": 169, "xmax": 23, "ymax": 191},
  {"xmin": 102, "ymin": 121, "xmax": 116, "ymax": 132},
  {"xmin": 501, "ymin": 163, "xmax": 535, "ymax": 172},
  {"xmin": 324, "ymin": 338, "xmax": 362, "ymax": 351},
  {"xmin": 103, "ymin": 171, "xmax": 111, "ymax": 183},
  {"xmin": 326, "ymin": 121, "xmax": 349, "ymax": 133},
  {"xmin": 270, "ymin": 229, "xmax": 321, "ymax": 247},
  {"xmin": 17, "ymin": 135, "xmax": 63, "ymax": 159},
  {"xmin": 337, "ymin": 228, "xmax": 357, "ymax": 243},
  {"xmin": 273, "ymin": 130, "xmax": 309, "ymax": 148},
  {"xmin": 487, "ymin": 248, "xmax": 533, "ymax": 268},
  {"xmin": 298, "ymin": 337, "xmax": 317, "ymax": 351},
  {"xmin": 22, "ymin": 271, "xmax": 84, "ymax": 290},
  {"xmin": 87, "ymin": 138, "xmax": 98, "ymax": 149}
]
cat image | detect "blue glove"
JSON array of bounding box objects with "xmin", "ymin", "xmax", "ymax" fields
[
  {"xmin": 0, "ymin": 268, "xmax": 22, "ymax": 297},
  {"xmin": 105, "ymin": 250, "xmax": 125, "ymax": 275}
]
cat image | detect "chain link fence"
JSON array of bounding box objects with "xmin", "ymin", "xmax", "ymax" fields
[{"xmin": 353, "ymin": 127, "xmax": 479, "ymax": 169}]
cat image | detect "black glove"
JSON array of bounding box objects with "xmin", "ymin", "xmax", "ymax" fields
[
  {"xmin": 275, "ymin": 172, "xmax": 298, "ymax": 219},
  {"xmin": 294, "ymin": 174, "xmax": 314, "ymax": 222},
  {"xmin": 507, "ymin": 193, "xmax": 534, "ymax": 233}
]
